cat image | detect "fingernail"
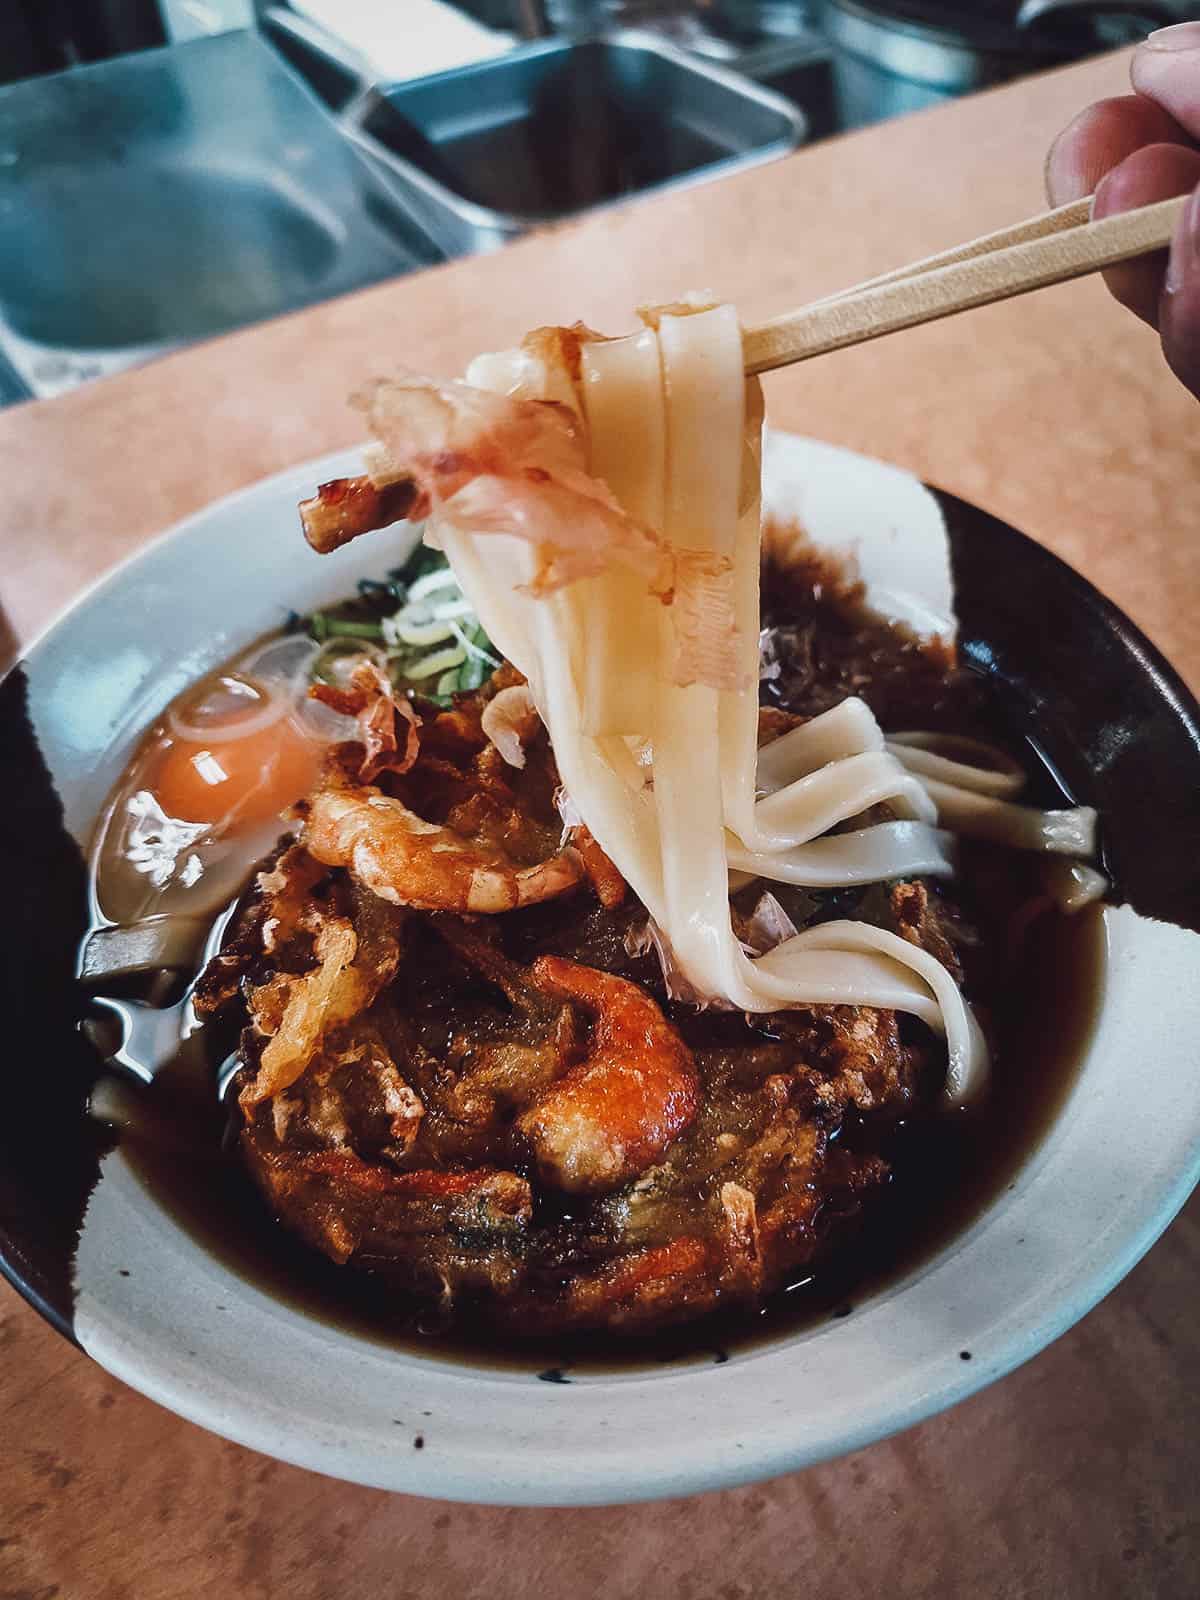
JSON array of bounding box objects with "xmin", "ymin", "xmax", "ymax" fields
[
  {"xmin": 1165, "ymin": 185, "xmax": 1200, "ymax": 296},
  {"xmin": 1145, "ymin": 21, "xmax": 1200, "ymax": 50}
]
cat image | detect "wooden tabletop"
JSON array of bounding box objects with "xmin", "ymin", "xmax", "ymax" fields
[{"xmin": 3, "ymin": 45, "xmax": 1198, "ymax": 1600}]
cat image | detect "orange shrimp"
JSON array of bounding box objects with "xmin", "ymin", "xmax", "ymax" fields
[
  {"xmin": 251, "ymin": 1148, "xmax": 532, "ymax": 1263},
  {"xmin": 565, "ymin": 1238, "xmax": 716, "ymax": 1328},
  {"xmin": 301, "ymin": 1151, "xmax": 531, "ymax": 1216},
  {"xmin": 302, "ymin": 767, "xmax": 583, "ymax": 914},
  {"xmin": 516, "ymin": 957, "xmax": 699, "ymax": 1194},
  {"xmin": 570, "ymin": 824, "xmax": 627, "ymax": 909}
]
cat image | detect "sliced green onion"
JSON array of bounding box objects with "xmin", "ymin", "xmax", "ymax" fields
[
  {"xmin": 407, "ymin": 566, "xmax": 461, "ymax": 603},
  {"xmin": 394, "ymin": 618, "xmax": 456, "ymax": 648},
  {"xmin": 309, "ymin": 613, "xmax": 385, "ymax": 642},
  {"xmin": 405, "ymin": 644, "xmax": 466, "ymax": 681},
  {"xmin": 458, "ymin": 653, "xmax": 488, "ymax": 692},
  {"xmin": 305, "ymin": 553, "xmax": 498, "ymax": 704},
  {"xmin": 391, "ymin": 544, "xmax": 446, "ymax": 589},
  {"xmin": 450, "ymin": 620, "xmax": 500, "ymax": 667},
  {"xmin": 327, "ymin": 618, "xmax": 384, "ymax": 639},
  {"xmin": 429, "ymin": 597, "xmax": 476, "ymax": 622}
]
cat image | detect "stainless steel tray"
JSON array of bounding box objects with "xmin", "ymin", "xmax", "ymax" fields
[
  {"xmin": 341, "ymin": 31, "xmax": 806, "ymax": 256},
  {"xmin": 0, "ymin": 31, "xmax": 446, "ymax": 402}
]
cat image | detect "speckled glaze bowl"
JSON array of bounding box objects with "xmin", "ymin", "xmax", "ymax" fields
[{"xmin": 3, "ymin": 434, "xmax": 1199, "ymax": 1505}]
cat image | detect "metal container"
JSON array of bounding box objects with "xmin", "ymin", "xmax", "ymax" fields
[
  {"xmin": 706, "ymin": 2, "xmax": 820, "ymax": 37},
  {"xmin": 257, "ymin": 4, "xmax": 370, "ymax": 112},
  {"xmin": 738, "ymin": 35, "xmax": 837, "ymax": 139},
  {"xmin": 0, "ymin": 30, "xmax": 445, "ymax": 402},
  {"xmin": 819, "ymin": 1, "xmax": 1187, "ymax": 126},
  {"xmin": 342, "ymin": 31, "xmax": 806, "ymax": 257}
]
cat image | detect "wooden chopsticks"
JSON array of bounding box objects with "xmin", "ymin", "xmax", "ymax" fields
[{"xmin": 742, "ymin": 194, "xmax": 1184, "ymax": 377}]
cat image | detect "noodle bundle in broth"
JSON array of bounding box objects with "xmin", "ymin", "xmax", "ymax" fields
[{"xmin": 349, "ymin": 302, "xmax": 1098, "ymax": 1107}]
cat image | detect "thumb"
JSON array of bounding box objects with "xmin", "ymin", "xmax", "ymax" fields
[{"xmin": 1132, "ymin": 24, "xmax": 1200, "ymax": 142}]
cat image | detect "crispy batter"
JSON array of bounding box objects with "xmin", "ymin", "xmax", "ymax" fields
[
  {"xmin": 245, "ymin": 1143, "xmax": 530, "ymax": 1266},
  {"xmin": 768, "ymin": 1004, "xmax": 928, "ymax": 1116},
  {"xmin": 719, "ymin": 1181, "xmax": 763, "ymax": 1295},
  {"xmin": 238, "ymin": 872, "xmax": 407, "ymax": 1108},
  {"xmin": 300, "ymin": 1152, "xmax": 529, "ymax": 1217},
  {"xmin": 889, "ymin": 879, "xmax": 969, "ymax": 984},
  {"xmin": 217, "ymin": 829, "xmax": 964, "ymax": 1333},
  {"xmin": 202, "ymin": 590, "xmax": 983, "ymax": 1336},
  {"xmin": 242, "ymin": 915, "xmax": 392, "ymax": 1107},
  {"xmin": 256, "ymin": 845, "xmax": 330, "ymax": 954},
  {"xmin": 563, "ymin": 1238, "xmax": 716, "ymax": 1331},
  {"xmin": 192, "ymin": 843, "xmax": 328, "ymax": 1015}
]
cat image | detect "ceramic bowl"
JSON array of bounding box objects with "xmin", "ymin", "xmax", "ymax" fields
[{"xmin": 3, "ymin": 433, "xmax": 1198, "ymax": 1505}]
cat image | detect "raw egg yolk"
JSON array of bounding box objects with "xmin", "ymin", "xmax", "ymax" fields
[{"xmin": 151, "ymin": 715, "xmax": 322, "ymax": 827}]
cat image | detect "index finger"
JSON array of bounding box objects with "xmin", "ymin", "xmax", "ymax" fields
[{"xmin": 1046, "ymin": 93, "xmax": 1189, "ymax": 205}]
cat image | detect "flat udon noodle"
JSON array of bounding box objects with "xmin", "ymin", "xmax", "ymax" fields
[
  {"xmin": 725, "ymin": 823, "xmax": 957, "ymax": 888},
  {"xmin": 737, "ymin": 708, "xmax": 1098, "ymax": 871},
  {"xmin": 429, "ymin": 305, "xmax": 989, "ymax": 1106},
  {"xmin": 884, "ymin": 732, "xmax": 1098, "ymax": 855},
  {"xmin": 1043, "ymin": 858, "xmax": 1109, "ymax": 911},
  {"xmin": 354, "ymin": 357, "xmax": 741, "ymax": 692}
]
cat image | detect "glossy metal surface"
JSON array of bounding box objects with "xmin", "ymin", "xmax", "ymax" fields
[
  {"xmin": 0, "ymin": 30, "xmax": 445, "ymax": 402},
  {"xmin": 819, "ymin": 0, "xmax": 1176, "ymax": 125},
  {"xmin": 343, "ymin": 32, "xmax": 806, "ymax": 256}
]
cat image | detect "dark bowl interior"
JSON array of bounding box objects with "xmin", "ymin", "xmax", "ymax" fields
[{"xmin": 936, "ymin": 489, "xmax": 1200, "ymax": 936}]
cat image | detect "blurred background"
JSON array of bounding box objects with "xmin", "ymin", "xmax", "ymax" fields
[{"xmin": 1, "ymin": 0, "xmax": 1195, "ymax": 406}]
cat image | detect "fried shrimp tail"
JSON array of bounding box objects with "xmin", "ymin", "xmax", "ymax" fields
[
  {"xmin": 299, "ymin": 475, "xmax": 423, "ymax": 553},
  {"xmin": 570, "ymin": 824, "xmax": 627, "ymax": 908}
]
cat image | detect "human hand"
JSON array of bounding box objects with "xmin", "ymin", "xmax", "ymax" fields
[{"xmin": 1047, "ymin": 22, "xmax": 1200, "ymax": 396}]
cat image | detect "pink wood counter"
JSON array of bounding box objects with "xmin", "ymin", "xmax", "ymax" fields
[{"xmin": 2, "ymin": 46, "xmax": 1197, "ymax": 1600}]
